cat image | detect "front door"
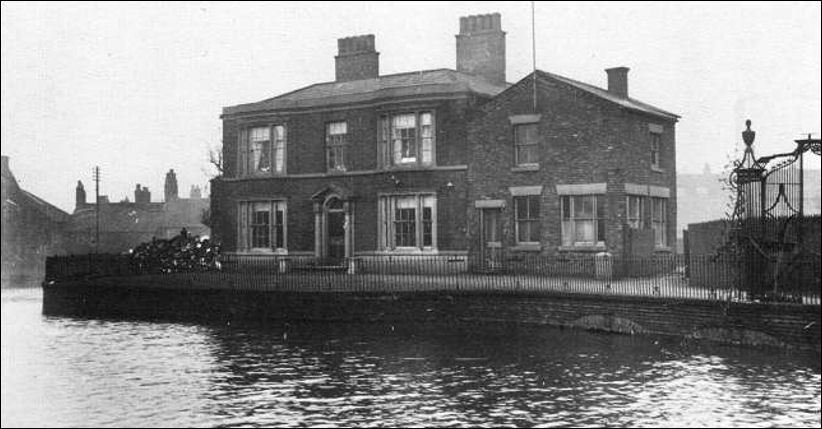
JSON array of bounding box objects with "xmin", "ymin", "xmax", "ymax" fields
[
  {"xmin": 325, "ymin": 197, "xmax": 346, "ymax": 264},
  {"xmin": 481, "ymin": 208, "xmax": 502, "ymax": 270},
  {"xmin": 327, "ymin": 211, "xmax": 345, "ymax": 263}
]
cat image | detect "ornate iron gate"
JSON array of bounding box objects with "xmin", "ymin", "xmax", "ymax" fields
[{"xmin": 730, "ymin": 120, "xmax": 821, "ymax": 301}]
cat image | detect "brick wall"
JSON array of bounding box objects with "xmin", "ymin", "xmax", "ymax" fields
[{"xmin": 44, "ymin": 280, "xmax": 822, "ymax": 351}]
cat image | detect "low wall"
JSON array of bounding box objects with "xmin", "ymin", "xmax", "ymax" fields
[{"xmin": 43, "ymin": 277, "xmax": 821, "ymax": 351}]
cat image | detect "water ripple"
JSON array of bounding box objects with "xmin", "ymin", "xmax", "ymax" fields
[{"xmin": 2, "ymin": 288, "xmax": 820, "ymax": 427}]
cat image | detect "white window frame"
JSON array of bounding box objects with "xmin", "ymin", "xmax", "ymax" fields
[
  {"xmin": 238, "ymin": 200, "xmax": 287, "ymax": 252},
  {"xmin": 626, "ymin": 195, "xmax": 645, "ymax": 229},
  {"xmin": 239, "ymin": 124, "xmax": 286, "ymax": 177},
  {"xmin": 378, "ymin": 111, "xmax": 435, "ymax": 168},
  {"xmin": 326, "ymin": 121, "xmax": 348, "ymax": 172},
  {"xmin": 651, "ymin": 197, "xmax": 668, "ymax": 247},
  {"xmin": 377, "ymin": 193, "xmax": 437, "ymax": 251},
  {"xmin": 514, "ymin": 123, "xmax": 539, "ymax": 167},
  {"xmin": 650, "ymin": 131, "xmax": 662, "ymax": 170},
  {"xmin": 561, "ymin": 195, "xmax": 606, "ymax": 247},
  {"xmin": 514, "ymin": 195, "xmax": 541, "ymax": 245}
]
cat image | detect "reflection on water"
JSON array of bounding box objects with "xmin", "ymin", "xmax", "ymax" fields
[{"xmin": 2, "ymin": 287, "xmax": 820, "ymax": 427}]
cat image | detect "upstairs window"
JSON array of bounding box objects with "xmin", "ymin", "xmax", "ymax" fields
[
  {"xmin": 326, "ymin": 121, "xmax": 348, "ymax": 171},
  {"xmin": 650, "ymin": 132, "xmax": 662, "ymax": 170},
  {"xmin": 514, "ymin": 123, "xmax": 539, "ymax": 166},
  {"xmin": 378, "ymin": 112, "xmax": 434, "ymax": 168},
  {"xmin": 241, "ymin": 125, "xmax": 285, "ymax": 176}
]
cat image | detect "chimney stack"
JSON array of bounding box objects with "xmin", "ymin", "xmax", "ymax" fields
[
  {"xmin": 164, "ymin": 168, "xmax": 178, "ymax": 202},
  {"xmin": 605, "ymin": 67, "xmax": 630, "ymax": 98},
  {"xmin": 456, "ymin": 13, "xmax": 506, "ymax": 84},
  {"xmin": 335, "ymin": 35, "xmax": 379, "ymax": 82},
  {"xmin": 75, "ymin": 180, "xmax": 86, "ymax": 210}
]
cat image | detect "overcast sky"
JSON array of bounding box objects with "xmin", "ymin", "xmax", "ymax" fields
[{"xmin": 2, "ymin": 1, "xmax": 820, "ymax": 212}]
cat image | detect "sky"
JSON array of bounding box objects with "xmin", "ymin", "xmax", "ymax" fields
[{"xmin": 2, "ymin": 1, "xmax": 820, "ymax": 212}]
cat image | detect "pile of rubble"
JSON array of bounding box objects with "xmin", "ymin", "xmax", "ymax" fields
[{"xmin": 130, "ymin": 229, "xmax": 220, "ymax": 274}]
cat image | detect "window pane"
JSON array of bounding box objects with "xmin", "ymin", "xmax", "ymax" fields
[
  {"xmin": 575, "ymin": 220, "xmax": 595, "ymax": 243},
  {"xmin": 561, "ymin": 196, "xmax": 570, "ymax": 220},
  {"xmin": 422, "ymin": 206, "xmax": 432, "ymax": 247},
  {"xmin": 273, "ymin": 125, "xmax": 285, "ymax": 173},
  {"xmin": 515, "ymin": 197, "xmax": 528, "ymax": 219},
  {"xmin": 529, "ymin": 196, "xmax": 540, "ymax": 218},
  {"xmin": 251, "ymin": 206, "xmax": 271, "ymax": 248},
  {"xmin": 575, "ymin": 196, "xmax": 594, "ymax": 219},
  {"xmin": 275, "ymin": 209, "xmax": 284, "ymax": 249},
  {"xmin": 394, "ymin": 207, "xmax": 416, "ymax": 247},
  {"xmin": 515, "ymin": 124, "xmax": 538, "ymax": 145},
  {"xmin": 561, "ymin": 220, "xmax": 574, "ymax": 246}
]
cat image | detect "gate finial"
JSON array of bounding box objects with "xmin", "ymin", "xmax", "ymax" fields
[{"xmin": 742, "ymin": 119, "xmax": 755, "ymax": 147}]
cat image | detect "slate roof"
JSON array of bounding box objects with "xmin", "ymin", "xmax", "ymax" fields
[
  {"xmin": 223, "ymin": 69, "xmax": 509, "ymax": 115},
  {"xmin": 538, "ymin": 70, "xmax": 680, "ymax": 120}
]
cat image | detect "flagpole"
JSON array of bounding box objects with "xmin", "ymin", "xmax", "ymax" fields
[{"xmin": 532, "ymin": 1, "xmax": 537, "ymax": 112}]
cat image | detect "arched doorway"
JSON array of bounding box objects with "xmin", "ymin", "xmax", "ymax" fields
[{"xmin": 311, "ymin": 185, "xmax": 354, "ymax": 265}]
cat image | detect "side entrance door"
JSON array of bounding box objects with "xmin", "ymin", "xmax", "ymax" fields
[{"xmin": 481, "ymin": 208, "xmax": 503, "ymax": 270}]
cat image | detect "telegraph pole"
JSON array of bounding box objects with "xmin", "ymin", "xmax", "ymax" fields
[{"xmin": 93, "ymin": 166, "xmax": 101, "ymax": 254}]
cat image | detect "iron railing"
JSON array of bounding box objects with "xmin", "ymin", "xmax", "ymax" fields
[{"xmin": 44, "ymin": 252, "xmax": 820, "ymax": 305}]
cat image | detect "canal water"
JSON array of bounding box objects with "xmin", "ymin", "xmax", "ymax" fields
[{"xmin": 2, "ymin": 287, "xmax": 820, "ymax": 427}]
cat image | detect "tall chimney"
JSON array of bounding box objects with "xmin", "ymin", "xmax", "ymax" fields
[
  {"xmin": 605, "ymin": 67, "xmax": 630, "ymax": 98},
  {"xmin": 164, "ymin": 168, "xmax": 178, "ymax": 202},
  {"xmin": 75, "ymin": 180, "xmax": 86, "ymax": 210},
  {"xmin": 456, "ymin": 13, "xmax": 506, "ymax": 84},
  {"xmin": 335, "ymin": 35, "xmax": 379, "ymax": 82}
]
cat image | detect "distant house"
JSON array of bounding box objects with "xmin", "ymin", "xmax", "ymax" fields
[
  {"xmin": 467, "ymin": 69, "xmax": 678, "ymax": 261},
  {"xmin": 1, "ymin": 156, "xmax": 69, "ymax": 287},
  {"xmin": 65, "ymin": 169, "xmax": 210, "ymax": 254}
]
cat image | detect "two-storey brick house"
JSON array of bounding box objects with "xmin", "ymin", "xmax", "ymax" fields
[
  {"xmin": 467, "ymin": 68, "xmax": 679, "ymax": 264},
  {"xmin": 211, "ymin": 14, "xmax": 509, "ymax": 264}
]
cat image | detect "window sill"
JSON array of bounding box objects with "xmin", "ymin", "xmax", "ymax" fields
[
  {"xmin": 653, "ymin": 246, "xmax": 673, "ymax": 253},
  {"xmin": 511, "ymin": 164, "xmax": 540, "ymax": 172},
  {"xmin": 511, "ymin": 243, "xmax": 542, "ymax": 252},
  {"xmin": 557, "ymin": 245, "xmax": 607, "ymax": 253},
  {"xmin": 235, "ymin": 248, "xmax": 289, "ymax": 255},
  {"xmin": 376, "ymin": 248, "xmax": 439, "ymax": 255}
]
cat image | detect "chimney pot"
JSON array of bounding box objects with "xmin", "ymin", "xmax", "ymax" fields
[
  {"xmin": 605, "ymin": 67, "xmax": 630, "ymax": 98},
  {"xmin": 335, "ymin": 34, "xmax": 379, "ymax": 82},
  {"xmin": 456, "ymin": 12, "xmax": 506, "ymax": 84}
]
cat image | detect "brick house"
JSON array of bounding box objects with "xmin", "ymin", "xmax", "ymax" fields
[
  {"xmin": 467, "ymin": 68, "xmax": 679, "ymax": 263},
  {"xmin": 211, "ymin": 12, "xmax": 679, "ymax": 267},
  {"xmin": 211, "ymin": 15, "xmax": 509, "ymax": 263}
]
